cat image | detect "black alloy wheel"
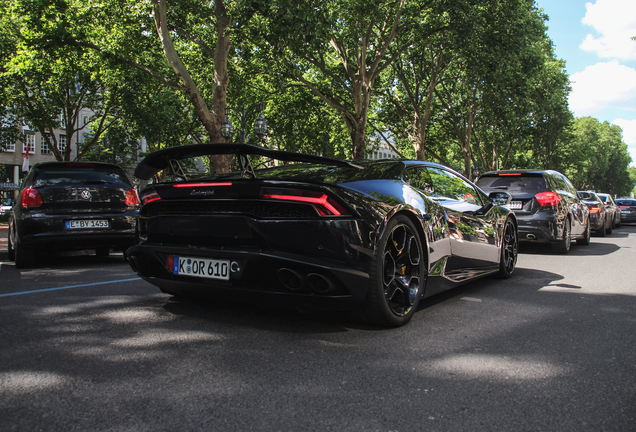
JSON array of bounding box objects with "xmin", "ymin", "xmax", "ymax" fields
[
  {"xmin": 497, "ymin": 217, "xmax": 518, "ymax": 278},
  {"xmin": 357, "ymin": 215, "xmax": 425, "ymax": 327},
  {"xmin": 552, "ymin": 218, "xmax": 571, "ymax": 254}
]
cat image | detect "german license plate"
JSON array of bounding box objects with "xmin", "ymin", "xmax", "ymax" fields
[
  {"xmin": 66, "ymin": 219, "xmax": 109, "ymax": 229},
  {"xmin": 173, "ymin": 256, "xmax": 230, "ymax": 281},
  {"xmin": 508, "ymin": 201, "xmax": 523, "ymax": 210}
]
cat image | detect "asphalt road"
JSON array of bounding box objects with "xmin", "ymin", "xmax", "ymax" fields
[{"xmin": 1, "ymin": 224, "xmax": 635, "ymax": 431}]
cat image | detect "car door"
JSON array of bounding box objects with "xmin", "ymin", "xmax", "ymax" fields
[{"xmin": 409, "ymin": 166, "xmax": 499, "ymax": 271}]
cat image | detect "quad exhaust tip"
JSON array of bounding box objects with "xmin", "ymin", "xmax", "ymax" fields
[
  {"xmin": 278, "ymin": 268, "xmax": 336, "ymax": 294},
  {"xmin": 277, "ymin": 268, "xmax": 304, "ymax": 291},
  {"xmin": 306, "ymin": 273, "xmax": 335, "ymax": 293},
  {"xmin": 526, "ymin": 234, "xmax": 537, "ymax": 240}
]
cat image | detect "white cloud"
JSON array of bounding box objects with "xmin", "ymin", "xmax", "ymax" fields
[
  {"xmin": 612, "ymin": 118, "xmax": 636, "ymax": 164},
  {"xmin": 580, "ymin": 0, "xmax": 636, "ymax": 60},
  {"xmin": 568, "ymin": 61, "xmax": 636, "ymax": 116}
]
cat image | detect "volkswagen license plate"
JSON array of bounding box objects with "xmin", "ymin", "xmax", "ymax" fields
[
  {"xmin": 66, "ymin": 219, "xmax": 109, "ymax": 229},
  {"xmin": 508, "ymin": 201, "xmax": 523, "ymax": 210},
  {"xmin": 173, "ymin": 256, "xmax": 230, "ymax": 281}
]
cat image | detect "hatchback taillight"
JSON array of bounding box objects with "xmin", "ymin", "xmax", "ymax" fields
[
  {"xmin": 21, "ymin": 187, "xmax": 43, "ymax": 208},
  {"xmin": 125, "ymin": 189, "xmax": 140, "ymax": 209},
  {"xmin": 535, "ymin": 191, "xmax": 561, "ymax": 207}
]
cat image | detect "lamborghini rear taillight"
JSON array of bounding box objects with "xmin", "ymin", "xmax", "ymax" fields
[
  {"xmin": 588, "ymin": 205, "xmax": 602, "ymax": 214},
  {"xmin": 260, "ymin": 188, "xmax": 349, "ymax": 216},
  {"xmin": 141, "ymin": 190, "xmax": 161, "ymax": 204},
  {"xmin": 21, "ymin": 187, "xmax": 43, "ymax": 208},
  {"xmin": 535, "ymin": 191, "xmax": 561, "ymax": 207}
]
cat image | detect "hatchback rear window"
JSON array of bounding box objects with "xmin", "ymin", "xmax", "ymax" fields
[
  {"xmin": 616, "ymin": 200, "xmax": 636, "ymax": 206},
  {"xmin": 476, "ymin": 175, "xmax": 547, "ymax": 192},
  {"xmin": 32, "ymin": 165, "xmax": 131, "ymax": 187}
]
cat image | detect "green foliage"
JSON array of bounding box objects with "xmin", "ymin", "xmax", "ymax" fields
[
  {"xmin": 560, "ymin": 117, "xmax": 633, "ymax": 196},
  {"xmin": 1, "ymin": 0, "xmax": 633, "ymax": 194}
]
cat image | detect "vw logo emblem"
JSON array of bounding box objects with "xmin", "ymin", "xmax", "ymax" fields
[{"xmin": 80, "ymin": 190, "xmax": 92, "ymax": 200}]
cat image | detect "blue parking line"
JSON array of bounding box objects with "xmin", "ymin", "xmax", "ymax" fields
[{"xmin": 0, "ymin": 277, "xmax": 142, "ymax": 298}]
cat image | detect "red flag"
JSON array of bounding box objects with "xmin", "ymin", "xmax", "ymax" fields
[{"xmin": 22, "ymin": 144, "xmax": 30, "ymax": 172}]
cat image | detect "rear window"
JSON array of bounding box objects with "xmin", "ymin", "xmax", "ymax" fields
[
  {"xmin": 616, "ymin": 200, "xmax": 636, "ymax": 206},
  {"xmin": 476, "ymin": 174, "xmax": 547, "ymax": 192},
  {"xmin": 32, "ymin": 164, "xmax": 131, "ymax": 187}
]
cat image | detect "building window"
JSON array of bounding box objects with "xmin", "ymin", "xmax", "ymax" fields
[
  {"xmin": 5, "ymin": 141, "xmax": 15, "ymax": 152},
  {"xmin": 58, "ymin": 134, "xmax": 66, "ymax": 151},
  {"xmin": 40, "ymin": 134, "xmax": 51, "ymax": 154},
  {"xmin": 23, "ymin": 134, "xmax": 36, "ymax": 153},
  {"xmin": 82, "ymin": 115, "xmax": 89, "ymax": 126}
]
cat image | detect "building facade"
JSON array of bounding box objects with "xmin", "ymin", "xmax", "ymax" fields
[
  {"xmin": 0, "ymin": 109, "xmax": 94, "ymax": 200},
  {"xmin": 367, "ymin": 138, "xmax": 400, "ymax": 160}
]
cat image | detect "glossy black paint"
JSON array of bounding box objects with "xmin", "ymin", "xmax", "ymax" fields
[
  {"xmin": 9, "ymin": 162, "xmax": 139, "ymax": 268},
  {"xmin": 127, "ymin": 144, "xmax": 518, "ymax": 326},
  {"xmin": 616, "ymin": 198, "xmax": 636, "ymax": 223},
  {"xmin": 597, "ymin": 193, "xmax": 621, "ymax": 228},
  {"xmin": 477, "ymin": 169, "xmax": 590, "ymax": 253},
  {"xmin": 577, "ymin": 191, "xmax": 611, "ymax": 235}
]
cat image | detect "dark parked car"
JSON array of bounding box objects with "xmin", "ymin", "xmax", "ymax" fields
[
  {"xmin": 476, "ymin": 169, "xmax": 590, "ymax": 253},
  {"xmin": 616, "ymin": 198, "xmax": 636, "ymax": 223},
  {"xmin": 126, "ymin": 143, "xmax": 519, "ymax": 327},
  {"xmin": 8, "ymin": 161, "xmax": 140, "ymax": 268},
  {"xmin": 577, "ymin": 191, "xmax": 612, "ymax": 236},
  {"xmin": 597, "ymin": 193, "xmax": 621, "ymax": 228}
]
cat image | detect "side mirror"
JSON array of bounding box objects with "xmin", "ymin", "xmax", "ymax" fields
[{"xmin": 489, "ymin": 191, "xmax": 512, "ymax": 207}]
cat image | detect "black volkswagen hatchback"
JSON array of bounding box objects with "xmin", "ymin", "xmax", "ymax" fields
[
  {"xmin": 476, "ymin": 170, "xmax": 590, "ymax": 253},
  {"xmin": 8, "ymin": 162, "xmax": 140, "ymax": 268}
]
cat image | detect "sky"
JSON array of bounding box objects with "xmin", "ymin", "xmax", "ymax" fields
[{"xmin": 534, "ymin": 0, "xmax": 636, "ymax": 166}]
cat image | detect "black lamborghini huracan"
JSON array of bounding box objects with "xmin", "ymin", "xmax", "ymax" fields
[{"xmin": 126, "ymin": 143, "xmax": 518, "ymax": 327}]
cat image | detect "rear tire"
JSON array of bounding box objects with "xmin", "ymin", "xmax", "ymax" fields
[
  {"xmin": 354, "ymin": 215, "xmax": 425, "ymax": 327},
  {"xmin": 607, "ymin": 217, "xmax": 613, "ymax": 234},
  {"xmin": 496, "ymin": 217, "xmax": 517, "ymax": 278},
  {"xmin": 552, "ymin": 218, "xmax": 571, "ymax": 254}
]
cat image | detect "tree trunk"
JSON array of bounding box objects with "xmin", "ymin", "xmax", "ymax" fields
[{"xmin": 154, "ymin": 0, "xmax": 231, "ymax": 172}]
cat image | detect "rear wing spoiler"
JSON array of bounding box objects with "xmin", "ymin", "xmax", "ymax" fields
[{"xmin": 134, "ymin": 143, "xmax": 361, "ymax": 180}]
